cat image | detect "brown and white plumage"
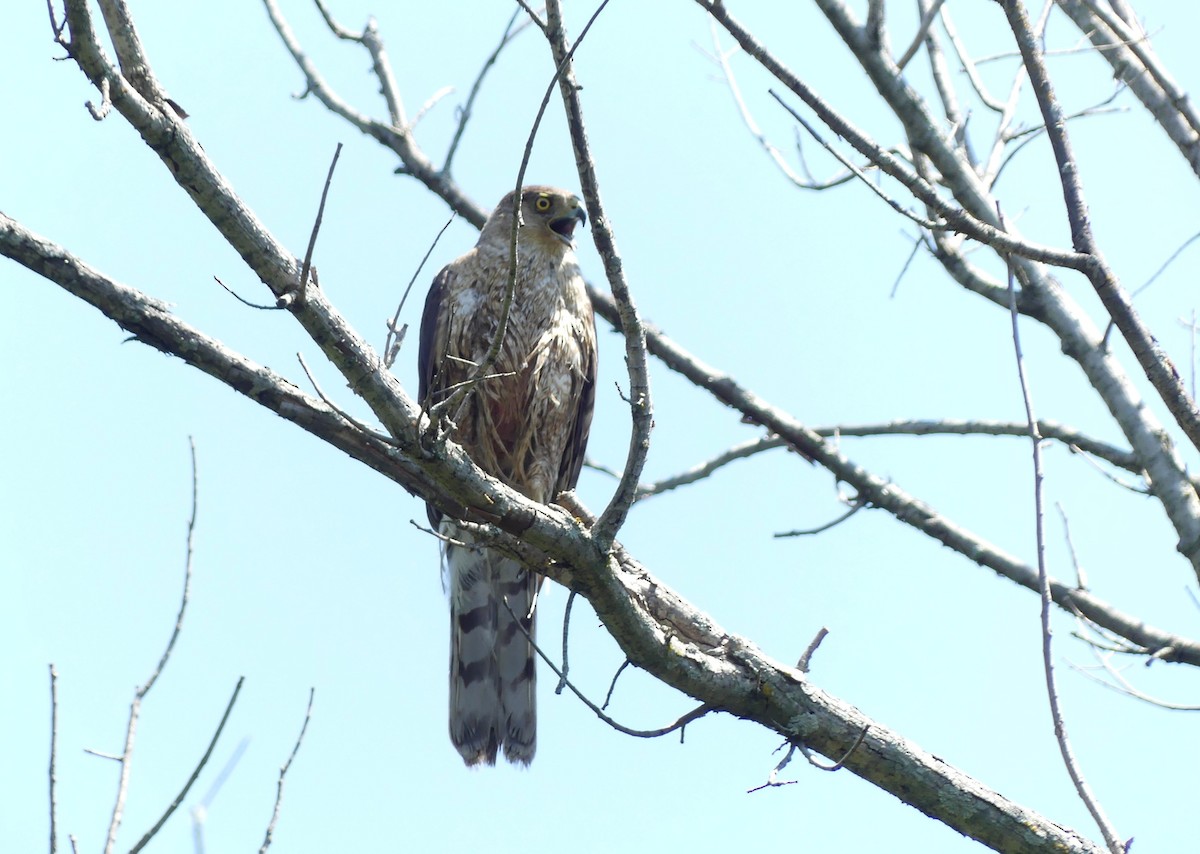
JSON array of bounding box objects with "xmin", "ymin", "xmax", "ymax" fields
[{"xmin": 418, "ymin": 186, "xmax": 597, "ymax": 766}]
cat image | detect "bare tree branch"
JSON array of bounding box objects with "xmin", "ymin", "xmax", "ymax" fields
[
  {"xmin": 698, "ymin": 0, "xmax": 1200, "ymax": 576},
  {"xmin": 20, "ymin": 4, "xmax": 1200, "ymax": 849},
  {"xmin": 1055, "ymin": 0, "xmax": 1200, "ymax": 176},
  {"xmin": 585, "ymin": 288, "xmax": 1200, "ymax": 667}
]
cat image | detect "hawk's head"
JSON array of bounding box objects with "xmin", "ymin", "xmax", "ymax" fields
[{"xmin": 486, "ymin": 186, "xmax": 588, "ymax": 250}]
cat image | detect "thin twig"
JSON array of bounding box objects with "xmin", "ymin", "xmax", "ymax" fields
[
  {"xmin": 309, "ymin": 1, "xmax": 409, "ymax": 129},
  {"xmin": 49, "ymin": 664, "xmax": 59, "ymax": 854},
  {"xmin": 260, "ymin": 688, "xmax": 316, "ymax": 853},
  {"xmin": 296, "ymin": 352, "xmax": 396, "ymax": 447},
  {"xmin": 636, "ymin": 435, "xmax": 785, "ymax": 499},
  {"xmin": 443, "ymin": 9, "xmax": 530, "ymax": 175},
  {"xmin": 775, "ymin": 501, "xmax": 865, "ymax": 538},
  {"xmin": 889, "ymin": 231, "xmax": 925, "ymax": 298},
  {"xmin": 1130, "ymin": 229, "xmax": 1200, "ymax": 299},
  {"xmin": 799, "ymin": 725, "xmax": 871, "ymax": 772},
  {"xmin": 707, "ymin": 23, "xmax": 855, "ymax": 190},
  {"xmin": 895, "ymin": 0, "xmax": 947, "ymax": 70},
  {"xmin": 544, "ymin": 0, "xmax": 650, "ymax": 550},
  {"xmin": 746, "ymin": 742, "xmax": 800, "ymax": 792},
  {"xmin": 103, "ymin": 437, "xmax": 201, "ymax": 853},
  {"xmin": 940, "ymin": 6, "xmax": 1007, "ymax": 111},
  {"xmin": 406, "ymin": 85, "xmax": 453, "ymax": 132},
  {"xmin": 1001, "ymin": 204, "xmax": 1123, "ymax": 854},
  {"xmin": 514, "ymin": 0, "xmax": 547, "ymax": 34},
  {"xmin": 556, "ymin": 591, "xmax": 576, "ymax": 695},
  {"xmin": 796, "ymin": 627, "xmax": 829, "ymax": 673},
  {"xmin": 384, "ymin": 212, "xmax": 457, "ymax": 369},
  {"xmin": 190, "ymin": 737, "xmax": 250, "ymax": 854},
  {"xmin": 128, "ymin": 677, "xmax": 245, "ymax": 853},
  {"xmin": 1056, "ymin": 502, "xmax": 1089, "ymax": 590},
  {"xmin": 1071, "ymin": 633, "xmax": 1200, "ymax": 711},
  {"xmin": 214, "ymin": 276, "xmax": 282, "ymax": 311},
  {"xmin": 769, "ymin": 91, "xmax": 947, "ymax": 231},
  {"xmin": 700, "ymin": 0, "xmax": 1095, "ymax": 270},
  {"xmin": 601, "ymin": 659, "xmax": 632, "ymax": 711},
  {"xmin": 500, "ymin": 595, "xmax": 711, "ymax": 738},
  {"xmin": 46, "ymin": 0, "xmax": 67, "ymax": 41},
  {"xmin": 294, "ymin": 143, "xmax": 343, "ymax": 305}
]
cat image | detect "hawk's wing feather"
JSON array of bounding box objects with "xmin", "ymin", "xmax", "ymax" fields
[
  {"xmin": 418, "ymin": 263, "xmax": 452, "ymax": 410},
  {"xmin": 418, "ymin": 263, "xmax": 453, "ymax": 529},
  {"xmin": 556, "ymin": 303, "xmax": 597, "ymax": 497}
]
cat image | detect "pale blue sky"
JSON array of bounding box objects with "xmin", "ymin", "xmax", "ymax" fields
[{"xmin": 4, "ymin": 2, "xmax": 1200, "ymax": 852}]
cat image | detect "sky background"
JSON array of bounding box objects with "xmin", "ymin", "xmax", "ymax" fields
[{"xmin": 4, "ymin": 1, "xmax": 1200, "ymax": 852}]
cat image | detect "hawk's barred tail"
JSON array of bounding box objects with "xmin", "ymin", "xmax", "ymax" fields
[
  {"xmin": 496, "ymin": 567, "xmax": 537, "ymax": 765},
  {"xmin": 445, "ymin": 526, "xmax": 537, "ymax": 767}
]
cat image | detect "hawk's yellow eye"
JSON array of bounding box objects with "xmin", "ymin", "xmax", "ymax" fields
[{"xmin": 535, "ymin": 195, "xmax": 552, "ymax": 212}]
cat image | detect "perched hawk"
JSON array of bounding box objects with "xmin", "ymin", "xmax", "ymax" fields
[{"xmin": 418, "ymin": 186, "xmax": 597, "ymax": 766}]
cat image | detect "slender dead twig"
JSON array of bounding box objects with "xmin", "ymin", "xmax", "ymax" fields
[
  {"xmin": 746, "ymin": 743, "xmax": 800, "ymax": 793},
  {"xmin": 542, "ymin": 0, "xmax": 647, "ymax": 550},
  {"xmin": 769, "ymin": 91, "xmax": 947, "ymax": 231},
  {"xmin": 636, "ymin": 435, "xmax": 784, "ymax": 499},
  {"xmin": 128, "ymin": 677, "xmax": 245, "ymax": 853},
  {"xmin": 749, "ymin": 723, "xmax": 870, "ymax": 792},
  {"xmin": 46, "ymin": 0, "xmax": 66, "ymax": 40},
  {"xmin": 102, "ymin": 437, "xmax": 201, "ymax": 853},
  {"xmin": 1002, "ymin": 206, "xmax": 1123, "ymax": 854},
  {"xmin": 443, "ymin": 8, "xmax": 530, "ymax": 175},
  {"xmin": 895, "ymin": 0, "xmax": 947, "ymax": 70},
  {"xmin": 296, "ymin": 352, "xmax": 396, "ymax": 447},
  {"xmin": 500, "ymin": 595, "xmax": 711, "ymax": 738},
  {"xmin": 260, "ymin": 688, "xmax": 316, "ymax": 853},
  {"xmin": 406, "ymin": 85, "xmax": 452, "ymax": 132},
  {"xmin": 1130, "ymin": 229, "xmax": 1200, "ymax": 299},
  {"xmin": 291, "ymin": 143, "xmax": 342, "ymax": 306},
  {"xmin": 940, "ymin": 6, "xmax": 1007, "ymax": 111},
  {"xmin": 799, "ymin": 725, "xmax": 871, "ymax": 772},
  {"xmin": 796, "ymin": 627, "xmax": 830, "ymax": 673},
  {"xmin": 214, "ymin": 275, "xmax": 282, "ymax": 311},
  {"xmin": 601, "ymin": 659, "xmax": 632, "ymax": 711},
  {"xmin": 190, "ymin": 737, "xmax": 250, "ymax": 853},
  {"xmin": 775, "ymin": 501, "xmax": 865, "ymax": 538},
  {"xmin": 383, "ymin": 212, "xmax": 457, "ymax": 369},
  {"xmin": 890, "ymin": 231, "xmax": 926, "ymax": 297},
  {"xmin": 707, "ymin": 23, "xmax": 855, "ymax": 190},
  {"xmin": 310, "ymin": 0, "xmax": 407, "ymax": 128},
  {"xmin": 556, "ymin": 591, "xmax": 576, "ymax": 695},
  {"xmin": 49, "ymin": 664, "xmax": 59, "ymax": 854},
  {"xmin": 1056, "ymin": 503, "xmax": 1090, "ymax": 590}
]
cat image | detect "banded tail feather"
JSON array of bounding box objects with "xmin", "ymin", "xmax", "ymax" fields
[{"xmin": 445, "ymin": 524, "xmax": 537, "ymax": 766}]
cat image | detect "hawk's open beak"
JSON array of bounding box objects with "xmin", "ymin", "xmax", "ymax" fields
[{"xmin": 548, "ymin": 206, "xmax": 587, "ymax": 245}]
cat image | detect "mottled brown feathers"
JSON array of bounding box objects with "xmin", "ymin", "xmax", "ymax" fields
[{"xmin": 417, "ymin": 186, "xmax": 597, "ymax": 766}]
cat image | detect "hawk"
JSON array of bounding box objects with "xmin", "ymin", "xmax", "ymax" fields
[{"xmin": 418, "ymin": 186, "xmax": 597, "ymax": 766}]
